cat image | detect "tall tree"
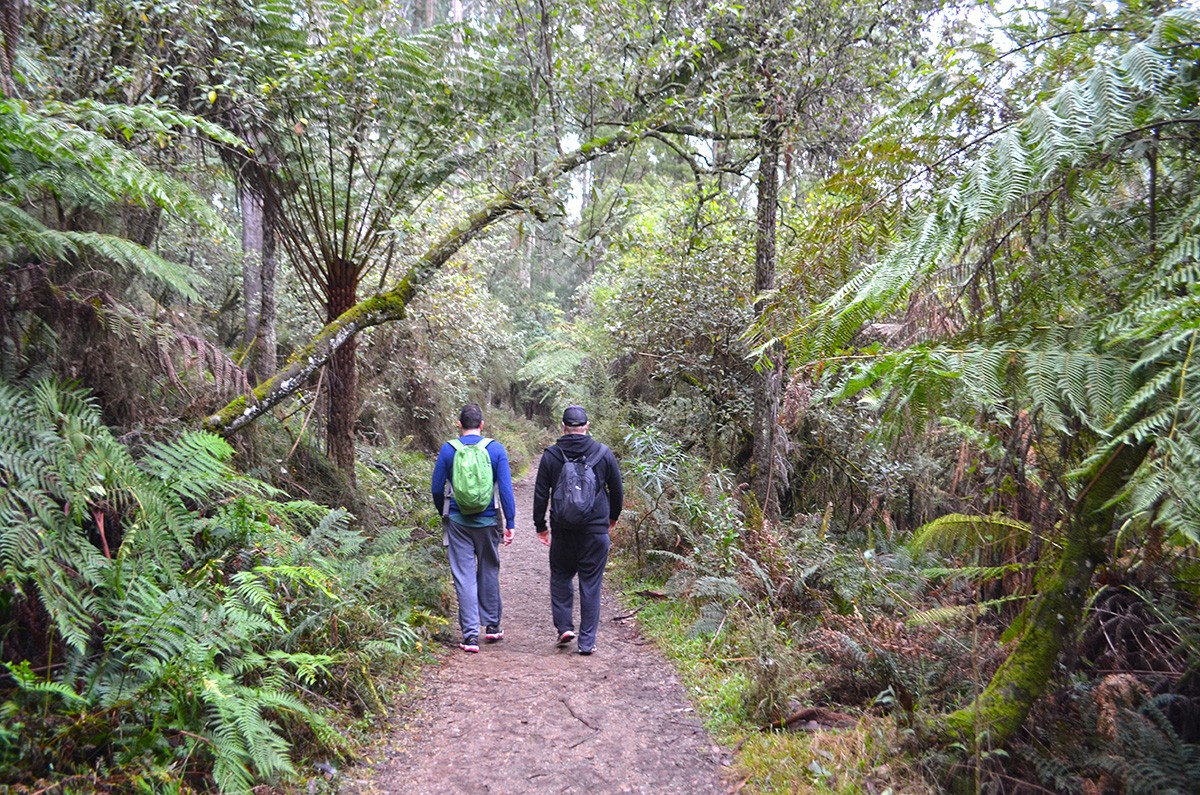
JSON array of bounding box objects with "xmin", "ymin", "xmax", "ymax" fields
[
  {"xmin": 646, "ymin": 0, "xmax": 930, "ymax": 518},
  {"xmin": 204, "ymin": 0, "xmax": 729, "ymax": 446},
  {"xmin": 237, "ymin": 180, "xmax": 278, "ymax": 384}
]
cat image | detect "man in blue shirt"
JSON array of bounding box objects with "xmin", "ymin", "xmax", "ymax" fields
[{"xmin": 431, "ymin": 403, "xmax": 517, "ymax": 653}]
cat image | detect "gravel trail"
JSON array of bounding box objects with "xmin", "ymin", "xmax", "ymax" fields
[{"xmin": 346, "ymin": 458, "xmax": 732, "ymax": 794}]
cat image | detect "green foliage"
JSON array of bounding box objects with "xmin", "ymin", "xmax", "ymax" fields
[
  {"xmin": 592, "ymin": 195, "xmax": 756, "ymax": 459},
  {"xmin": 1015, "ymin": 683, "xmax": 1200, "ymax": 795},
  {"xmin": 623, "ymin": 426, "xmax": 744, "ymax": 576},
  {"xmin": 909, "ymin": 513, "xmax": 1033, "ymax": 557},
  {"xmin": 0, "ymin": 380, "xmax": 434, "ymax": 791},
  {"xmin": 774, "ymin": 4, "xmax": 1200, "ymax": 768},
  {"xmin": 0, "ymin": 98, "xmax": 231, "ymax": 300},
  {"xmin": 517, "ymin": 336, "xmax": 589, "ymax": 409},
  {"xmin": 737, "ymin": 606, "xmax": 803, "ymax": 726}
]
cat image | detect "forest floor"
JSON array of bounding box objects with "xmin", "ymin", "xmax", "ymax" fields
[{"xmin": 341, "ymin": 458, "xmax": 734, "ymax": 794}]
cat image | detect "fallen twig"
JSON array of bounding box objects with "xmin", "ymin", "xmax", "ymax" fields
[
  {"xmin": 559, "ymin": 696, "xmax": 599, "ymax": 731},
  {"xmin": 612, "ymin": 606, "xmax": 644, "ymax": 621},
  {"xmin": 761, "ymin": 706, "xmax": 856, "ymax": 732}
]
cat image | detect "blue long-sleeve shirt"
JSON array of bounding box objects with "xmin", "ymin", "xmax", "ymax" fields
[{"xmin": 431, "ymin": 434, "xmax": 516, "ymax": 529}]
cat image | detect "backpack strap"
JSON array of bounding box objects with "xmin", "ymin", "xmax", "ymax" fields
[
  {"xmin": 584, "ymin": 443, "xmax": 606, "ymax": 469},
  {"xmin": 557, "ymin": 442, "xmax": 606, "ymax": 468},
  {"xmin": 479, "ymin": 438, "xmax": 499, "ymax": 522}
]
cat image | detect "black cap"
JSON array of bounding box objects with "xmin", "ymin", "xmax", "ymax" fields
[{"xmin": 562, "ymin": 405, "xmax": 588, "ymax": 426}]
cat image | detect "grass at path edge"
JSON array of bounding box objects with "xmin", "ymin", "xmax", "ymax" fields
[{"xmin": 609, "ymin": 552, "xmax": 932, "ymax": 795}]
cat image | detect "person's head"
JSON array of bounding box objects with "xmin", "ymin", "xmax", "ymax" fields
[
  {"xmin": 459, "ymin": 403, "xmax": 484, "ymax": 433},
  {"xmin": 561, "ymin": 405, "xmax": 589, "ymax": 434}
]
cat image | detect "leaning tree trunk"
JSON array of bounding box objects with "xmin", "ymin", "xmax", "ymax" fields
[
  {"xmin": 326, "ymin": 258, "xmax": 359, "ymax": 486},
  {"xmin": 751, "ymin": 116, "xmax": 782, "ymax": 522},
  {"xmin": 204, "ymin": 127, "xmax": 646, "ymax": 437},
  {"xmin": 0, "ymin": 0, "xmax": 19, "ymax": 99},
  {"xmin": 943, "ymin": 440, "xmax": 1150, "ymax": 748}
]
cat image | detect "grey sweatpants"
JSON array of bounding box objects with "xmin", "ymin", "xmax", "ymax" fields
[{"xmin": 445, "ymin": 519, "xmax": 503, "ymax": 642}]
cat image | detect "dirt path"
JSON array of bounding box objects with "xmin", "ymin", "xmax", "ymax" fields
[{"xmin": 346, "ymin": 460, "xmax": 732, "ymax": 794}]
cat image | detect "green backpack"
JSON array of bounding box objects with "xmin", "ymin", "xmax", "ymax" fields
[{"xmin": 448, "ymin": 438, "xmax": 494, "ymax": 515}]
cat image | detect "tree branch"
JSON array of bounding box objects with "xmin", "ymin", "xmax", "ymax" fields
[{"xmin": 203, "ymin": 125, "xmax": 651, "ymax": 435}]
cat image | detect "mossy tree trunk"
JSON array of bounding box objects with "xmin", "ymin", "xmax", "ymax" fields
[{"xmin": 942, "ymin": 440, "xmax": 1150, "ymax": 749}]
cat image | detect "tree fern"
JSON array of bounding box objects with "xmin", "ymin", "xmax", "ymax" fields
[
  {"xmin": 0, "ymin": 97, "xmax": 237, "ymax": 304},
  {"xmin": 516, "ymin": 337, "xmax": 589, "ymax": 405},
  {"xmin": 0, "ymin": 99, "xmax": 231, "ymax": 229},
  {"xmin": 796, "ymin": 10, "xmax": 1200, "ymax": 365}
]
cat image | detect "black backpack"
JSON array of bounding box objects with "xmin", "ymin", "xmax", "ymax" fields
[{"xmin": 551, "ymin": 444, "xmax": 607, "ymax": 526}]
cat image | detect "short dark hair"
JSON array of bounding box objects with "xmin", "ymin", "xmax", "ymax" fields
[{"xmin": 459, "ymin": 403, "xmax": 483, "ymax": 430}]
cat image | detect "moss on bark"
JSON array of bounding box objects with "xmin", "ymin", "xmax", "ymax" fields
[{"xmin": 941, "ymin": 441, "xmax": 1149, "ymax": 749}]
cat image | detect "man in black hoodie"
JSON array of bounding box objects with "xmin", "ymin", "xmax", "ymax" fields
[{"xmin": 533, "ymin": 405, "xmax": 623, "ymax": 655}]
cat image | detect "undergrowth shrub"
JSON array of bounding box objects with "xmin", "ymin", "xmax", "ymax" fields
[
  {"xmin": 0, "ymin": 379, "xmax": 438, "ymax": 793},
  {"xmin": 736, "ymin": 605, "xmax": 807, "ymax": 726},
  {"xmin": 623, "ymin": 426, "xmax": 744, "ymax": 575},
  {"xmin": 1007, "ymin": 677, "xmax": 1200, "ymax": 795},
  {"xmin": 808, "ymin": 611, "xmax": 1002, "ymax": 716}
]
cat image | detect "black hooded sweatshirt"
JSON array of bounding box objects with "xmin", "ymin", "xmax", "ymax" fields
[{"xmin": 532, "ymin": 433, "xmax": 623, "ymax": 534}]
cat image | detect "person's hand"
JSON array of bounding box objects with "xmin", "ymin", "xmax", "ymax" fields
[
  {"xmin": 609, "ymin": 519, "xmax": 618, "ymax": 532},
  {"xmin": 503, "ymin": 527, "xmax": 514, "ymax": 546},
  {"xmin": 536, "ymin": 529, "xmax": 551, "ymax": 547}
]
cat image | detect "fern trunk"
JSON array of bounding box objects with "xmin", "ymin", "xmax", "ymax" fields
[
  {"xmin": 942, "ymin": 441, "xmax": 1149, "ymax": 748},
  {"xmin": 325, "ymin": 258, "xmax": 359, "ymax": 486}
]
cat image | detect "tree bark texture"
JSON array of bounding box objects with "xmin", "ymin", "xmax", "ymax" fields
[
  {"xmin": 751, "ymin": 117, "xmax": 782, "ymax": 522},
  {"xmin": 240, "ymin": 184, "xmax": 264, "ymax": 359},
  {"xmin": 255, "ymin": 199, "xmax": 278, "ymax": 384},
  {"xmin": 0, "ymin": 0, "xmax": 19, "ymax": 99},
  {"xmin": 942, "ymin": 441, "xmax": 1150, "ymax": 749},
  {"xmin": 325, "ymin": 258, "xmax": 359, "ymax": 484},
  {"xmin": 240, "ymin": 186, "xmax": 279, "ymax": 385},
  {"xmin": 204, "ymin": 128, "xmax": 646, "ymax": 437}
]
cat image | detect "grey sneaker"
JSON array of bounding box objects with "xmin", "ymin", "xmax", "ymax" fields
[
  {"xmin": 484, "ymin": 626, "xmax": 504, "ymax": 642},
  {"xmin": 459, "ymin": 637, "xmax": 480, "ymax": 653},
  {"xmin": 556, "ymin": 630, "xmax": 576, "ymax": 647}
]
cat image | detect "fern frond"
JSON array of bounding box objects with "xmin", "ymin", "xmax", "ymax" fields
[
  {"xmin": 0, "ymin": 99, "xmax": 228, "ymax": 231},
  {"xmin": 57, "ymin": 231, "xmax": 203, "ymax": 300},
  {"xmin": 909, "ymin": 513, "xmax": 1033, "ymax": 555},
  {"xmin": 922, "ymin": 563, "xmax": 1032, "ymax": 581},
  {"xmin": 231, "ymin": 570, "xmax": 287, "ymax": 629},
  {"xmin": 907, "ymin": 594, "xmax": 1031, "ymax": 626},
  {"xmin": 139, "ymin": 431, "xmax": 236, "ymax": 502}
]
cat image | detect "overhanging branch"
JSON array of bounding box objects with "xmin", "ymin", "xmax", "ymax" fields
[{"xmin": 203, "ymin": 125, "xmax": 650, "ymax": 435}]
